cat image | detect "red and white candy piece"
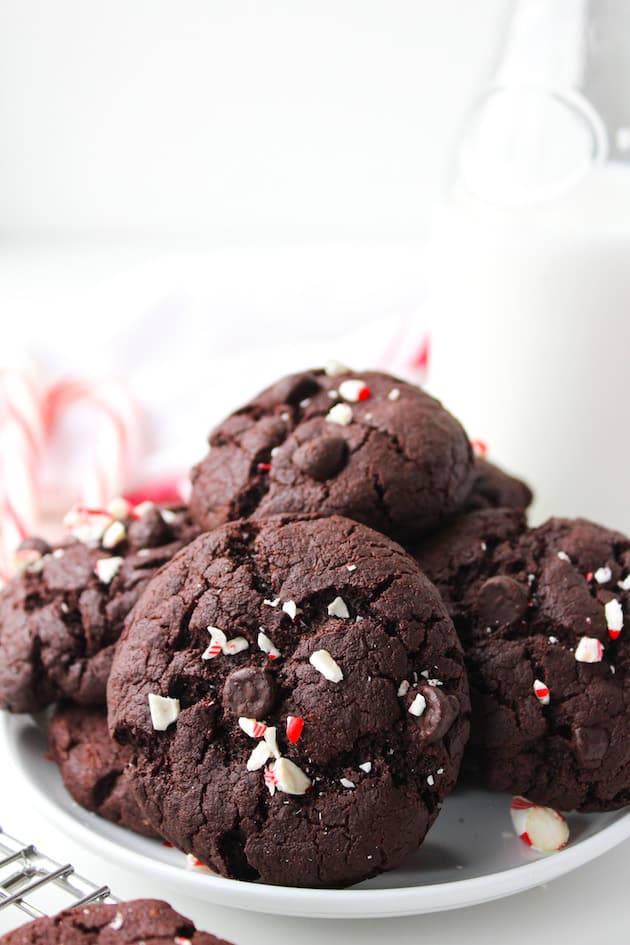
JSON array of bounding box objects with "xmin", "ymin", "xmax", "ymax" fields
[
  {"xmin": 102, "ymin": 519, "xmax": 127, "ymax": 549},
  {"xmin": 282, "ymin": 600, "xmax": 301, "ymax": 620},
  {"xmin": 239, "ymin": 717, "xmax": 268, "ymax": 739},
  {"xmin": 94, "ymin": 556, "xmax": 123, "ymax": 585},
  {"xmin": 604, "ymin": 599, "xmax": 624, "ymax": 640},
  {"xmin": 574, "ymin": 635, "xmax": 604, "ymax": 663},
  {"xmin": 327, "ymin": 595, "xmax": 350, "ymax": 619},
  {"xmin": 174, "ymin": 937, "xmax": 191, "ymax": 945},
  {"xmin": 148, "ymin": 693, "xmax": 180, "ymax": 731},
  {"xmin": 257, "ymin": 629, "xmax": 280, "ymax": 660},
  {"xmin": 338, "ymin": 379, "xmax": 371, "ymax": 403},
  {"xmin": 471, "ymin": 439, "xmax": 488, "ymax": 458},
  {"xmin": 202, "ymin": 626, "xmax": 227, "ymax": 659},
  {"xmin": 408, "ymin": 693, "xmax": 427, "ymax": 717},
  {"xmin": 264, "ymin": 726, "xmax": 281, "ymax": 758},
  {"xmin": 309, "ymin": 648, "xmax": 344, "ymax": 683},
  {"xmin": 510, "ymin": 796, "xmax": 569, "ymax": 852},
  {"xmin": 223, "ymin": 636, "xmax": 250, "ymax": 655},
  {"xmin": 326, "ymin": 403, "xmax": 353, "ymax": 427},
  {"xmin": 267, "ymin": 757, "xmax": 311, "ymax": 796},
  {"xmin": 286, "ymin": 715, "xmax": 305, "ymax": 744},
  {"xmin": 533, "ymin": 679, "xmax": 550, "ymax": 705},
  {"xmin": 64, "ymin": 505, "xmax": 113, "ymax": 544},
  {"xmin": 594, "ymin": 566, "xmax": 612, "ymax": 585}
]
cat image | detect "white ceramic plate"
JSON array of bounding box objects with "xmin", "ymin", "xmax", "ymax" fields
[{"xmin": 4, "ymin": 712, "xmax": 630, "ymax": 919}]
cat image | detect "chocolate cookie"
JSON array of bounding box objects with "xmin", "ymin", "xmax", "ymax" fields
[
  {"xmin": 416, "ymin": 513, "xmax": 630, "ymax": 812},
  {"xmin": 0, "ymin": 899, "xmax": 232, "ymax": 945},
  {"xmin": 0, "ymin": 503, "xmax": 197, "ymax": 713},
  {"xmin": 108, "ymin": 514, "xmax": 470, "ymax": 888},
  {"xmin": 189, "ymin": 368, "xmax": 474, "ymax": 542},
  {"xmin": 48, "ymin": 703, "xmax": 158, "ymax": 838},
  {"xmin": 464, "ymin": 458, "xmax": 533, "ymax": 513}
]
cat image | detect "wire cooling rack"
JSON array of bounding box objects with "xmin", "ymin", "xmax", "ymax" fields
[{"xmin": 0, "ymin": 825, "xmax": 114, "ymax": 936}]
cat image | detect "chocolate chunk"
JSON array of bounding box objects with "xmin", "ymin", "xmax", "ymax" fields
[
  {"xmin": 477, "ymin": 576, "xmax": 529, "ymax": 627},
  {"xmin": 410, "ymin": 685, "xmax": 460, "ymax": 745},
  {"xmin": 127, "ymin": 507, "xmax": 169, "ymax": 548},
  {"xmin": 292, "ymin": 436, "xmax": 347, "ymax": 481},
  {"xmin": 223, "ymin": 666, "xmax": 277, "ymax": 719},
  {"xmin": 574, "ymin": 725, "xmax": 609, "ymax": 768}
]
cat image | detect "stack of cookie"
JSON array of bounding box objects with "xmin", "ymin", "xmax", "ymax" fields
[{"xmin": 0, "ymin": 365, "xmax": 628, "ymax": 889}]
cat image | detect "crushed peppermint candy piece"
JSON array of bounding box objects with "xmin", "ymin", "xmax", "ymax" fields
[
  {"xmin": 604, "ymin": 598, "xmax": 624, "ymax": 640},
  {"xmin": 618, "ymin": 574, "xmax": 630, "ymax": 591},
  {"xmin": 270, "ymin": 757, "xmax": 311, "ymax": 795},
  {"xmin": 286, "ymin": 715, "xmax": 305, "ymax": 744},
  {"xmin": 108, "ymin": 912, "xmax": 124, "ymax": 931},
  {"xmin": 408, "ymin": 693, "xmax": 427, "ymax": 717},
  {"xmin": 174, "ymin": 938, "xmax": 191, "ymax": 945},
  {"xmin": 223, "ymin": 636, "xmax": 249, "ymax": 655},
  {"xmin": 13, "ymin": 548, "xmax": 44, "ymax": 571},
  {"xmin": 575, "ymin": 636, "xmax": 604, "ymax": 663},
  {"xmin": 160, "ymin": 508, "xmax": 177, "ymax": 525},
  {"xmin": 133, "ymin": 501, "xmax": 155, "ymax": 517},
  {"xmin": 326, "ymin": 403, "xmax": 353, "ymax": 426},
  {"xmin": 533, "ymin": 679, "xmax": 550, "ymax": 705},
  {"xmin": 185, "ymin": 853, "xmax": 210, "ymax": 871},
  {"xmin": 264, "ymin": 726, "xmax": 281, "ymax": 758},
  {"xmin": 257, "ymin": 629, "xmax": 280, "ymax": 659},
  {"xmin": 548, "ymin": 636, "xmax": 559, "ymax": 644},
  {"xmin": 338, "ymin": 379, "xmax": 371, "ymax": 403},
  {"xmin": 557, "ymin": 551, "xmax": 571, "ymax": 562},
  {"xmin": 346, "ymin": 563, "xmax": 357, "ymax": 572},
  {"xmin": 327, "ymin": 595, "xmax": 350, "ymax": 618},
  {"xmin": 282, "ymin": 600, "xmax": 301, "ymax": 620},
  {"xmin": 264, "ymin": 597, "xmax": 280, "ymax": 607},
  {"xmin": 107, "ymin": 497, "xmax": 131, "ymax": 519},
  {"xmin": 325, "ymin": 359, "xmax": 350, "ymax": 376},
  {"xmin": 64, "ymin": 505, "xmax": 112, "ymax": 544},
  {"xmin": 263, "ymin": 766, "xmax": 278, "ymax": 795},
  {"xmin": 397, "ymin": 680, "xmax": 410, "ymax": 697},
  {"xmin": 594, "ymin": 566, "xmax": 612, "ymax": 584},
  {"xmin": 425, "ymin": 678, "xmax": 443, "ymax": 687},
  {"xmin": 471, "ymin": 438, "xmax": 488, "ymax": 458},
  {"xmin": 510, "ymin": 796, "xmax": 569, "ymax": 852},
  {"xmin": 239, "ymin": 717, "xmax": 268, "ymax": 738},
  {"xmin": 427, "ymin": 775, "xmax": 435, "ymax": 786},
  {"xmin": 388, "ymin": 388, "xmax": 401, "ymax": 401},
  {"xmin": 202, "ymin": 626, "xmax": 227, "ymax": 659},
  {"xmin": 309, "ymin": 649, "xmax": 344, "ymax": 683},
  {"xmin": 102, "ymin": 520, "xmax": 126, "ymax": 549},
  {"xmin": 148, "ymin": 693, "xmax": 180, "ymax": 731},
  {"xmin": 340, "ymin": 777, "xmax": 356, "ymax": 789},
  {"xmin": 247, "ymin": 741, "xmax": 272, "ymax": 771},
  {"xmin": 94, "ymin": 556, "xmax": 123, "ymax": 585},
  {"xmin": 359, "ymin": 761, "xmax": 372, "ymax": 773}
]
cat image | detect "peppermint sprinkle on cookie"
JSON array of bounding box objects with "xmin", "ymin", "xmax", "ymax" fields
[
  {"xmin": 94, "ymin": 556, "xmax": 123, "ymax": 585},
  {"xmin": 326, "ymin": 403, "xmax": 353, "ymax": 426},
  {"xmin": 388, "ymin": 388, "xmax": 401, "ymax": 401},
  {"xmin": 247, "ymin": 741, "xmax": 272, "ymax": 771},
  {"xmin": 101, "ymin": 520, "xmax": 126, "ymax": 549},
  {"xmin": 340, "ymin": 777, "xmax": 356, "ymax": 789},
  {"xmin": 264, "ymin": 726, "xmax": 281, "ymax": 758},
  {"xmin": 338, "ymin": 379, "xmax": 371, "ymax": 403},
  {"xmin": 359, "ymin": 761, "xmax": 372, "ymax": 773},
  {"xmin": 282, "ymin": 600, "xmax": 301, "ymax": 620},
  {"xmin": 408, "ymin": 693, "xmax": 427, "ymax": 717},
  {"xmin": 397, "ymin": 680, "xmax": 410, "ymax": 697},
  {"xmin": 148, "ymin": 693, "xmax": 180, "ymax": 731},
  {"xmin": 618, "ymin": 575, "xmax": 630, "ymax": 591},
  {"xmin": 510, "ymin": 796, "xmax": 569, "ymax": 852},
  {"xmin": 264, "ymin": 597, "xmax": 280, "ymax": 607},
  {"xmin": 605, "ymin": 599, "xmax": 623, "ymax": 640},
  {"xmin": 533, "ymin": 679, "xmax": 550, "ymax": 705},
  {"xmin": 557, "ymin": 551, "xmax": 571, "ymax": 563},
  {"xmin": 346, "ymin": 563, "xmax": 357, "ymax": 572},
  {"xmin": 327, "ymin": 595, "xmax": 350, "ymax": 618},
  {"xmin": 286, "ymin": 715, "xmax": 305, "ymax": 744},
  {"xmin": 427, "ymin": 775, "xmax": 435, "ymax": 786},
  {"xmin": 258, "ymin": 629, "xmax": 281, "ymax": 659},
  {"xmin": 270, "ymin": 757, "xmax": 311, "ymax": 795},
  {"xmin": 309, "ymin": 649, "xmax": 344, "ymax": 683},
  {"xmin": 325, "ymin": 359, "xmax": 350, "ymax": 377},
  {"xmin": 108, "ymin": 913, "xmax": 124, "ymax": 931},
  {"xmin": 594, "ymin": 566, "xmax": 612, "ymax": 584},
  {"xmin": 239, "ymin": 717, "xmax": 268, "ymax": 738},
  {"xmin": 574, "ymin": 636, "xmax": 604, "ymax": 663}
]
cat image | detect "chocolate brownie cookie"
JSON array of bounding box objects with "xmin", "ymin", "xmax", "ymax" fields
[
  {"xmin": 464, "ymin": 458, "xmax": 532, "ymax": 513},
  {"xmin": 189, "ymin": 367, "xmax": 474, "ymax": 542},
  {"xmin": 108, "ymin": 514, "xmax": 470, "ymax": 888},
  {"xmin": 416, "ymin": 514, "xmax": 630, "ymax": 811},
  {"xmin": 48, "ymin": 703, "xmax": 158, "ymax": 837},
  {"xmin": 0, "ymin": 503, "xmax": 197, "ymax": 713},
  {"xmin": 0, "ymin": 899, "xmax": 232, "ymax": 945}
]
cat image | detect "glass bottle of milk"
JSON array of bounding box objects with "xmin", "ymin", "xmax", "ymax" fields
[{"xmin": 427, "ymin": 0, "xmax": 630, "ymax": 532}]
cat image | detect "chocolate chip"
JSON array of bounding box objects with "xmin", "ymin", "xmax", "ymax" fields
[
  {"xmin": 128, "ymin": 508, "xmax": 169, "ymax": 549},
  {"xmin": 574, "ymin": 725, "xmax": 609, "ymax": 768},
  {"xmin": 292, "ymin": 436, "xmax": 347, "ymax": 481},
  {"xmin": 477, "ymin": 575, "xmax": 528, "ymax": 627},
  {"xmin": 18, "ymin": 536, "xmax": 51, "ymax": 555},
  {"xmin": 410, "ymin": 685, "xmax": 459, "ymax": 745},
  {"xmin": 223, "ymin": 666, "xmax": 277, "ymax": 719},
  {"xmin": 275, "ymin": 373, "xmax": 321, "ymax": 406}
]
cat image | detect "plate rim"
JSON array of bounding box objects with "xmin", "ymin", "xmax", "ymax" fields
[{"xmin": 4, "ymin": 713, "xmax": 630, "ymax": 919}]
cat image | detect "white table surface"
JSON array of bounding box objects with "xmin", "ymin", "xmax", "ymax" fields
[{"xmin": 1, "ymin": 243, "xmax": 629, "ymax": 944}]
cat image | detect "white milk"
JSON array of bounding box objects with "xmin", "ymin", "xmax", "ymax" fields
[{"xmin": 427, "ymin": 164, "xmax": 630, "ymax": 532}]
